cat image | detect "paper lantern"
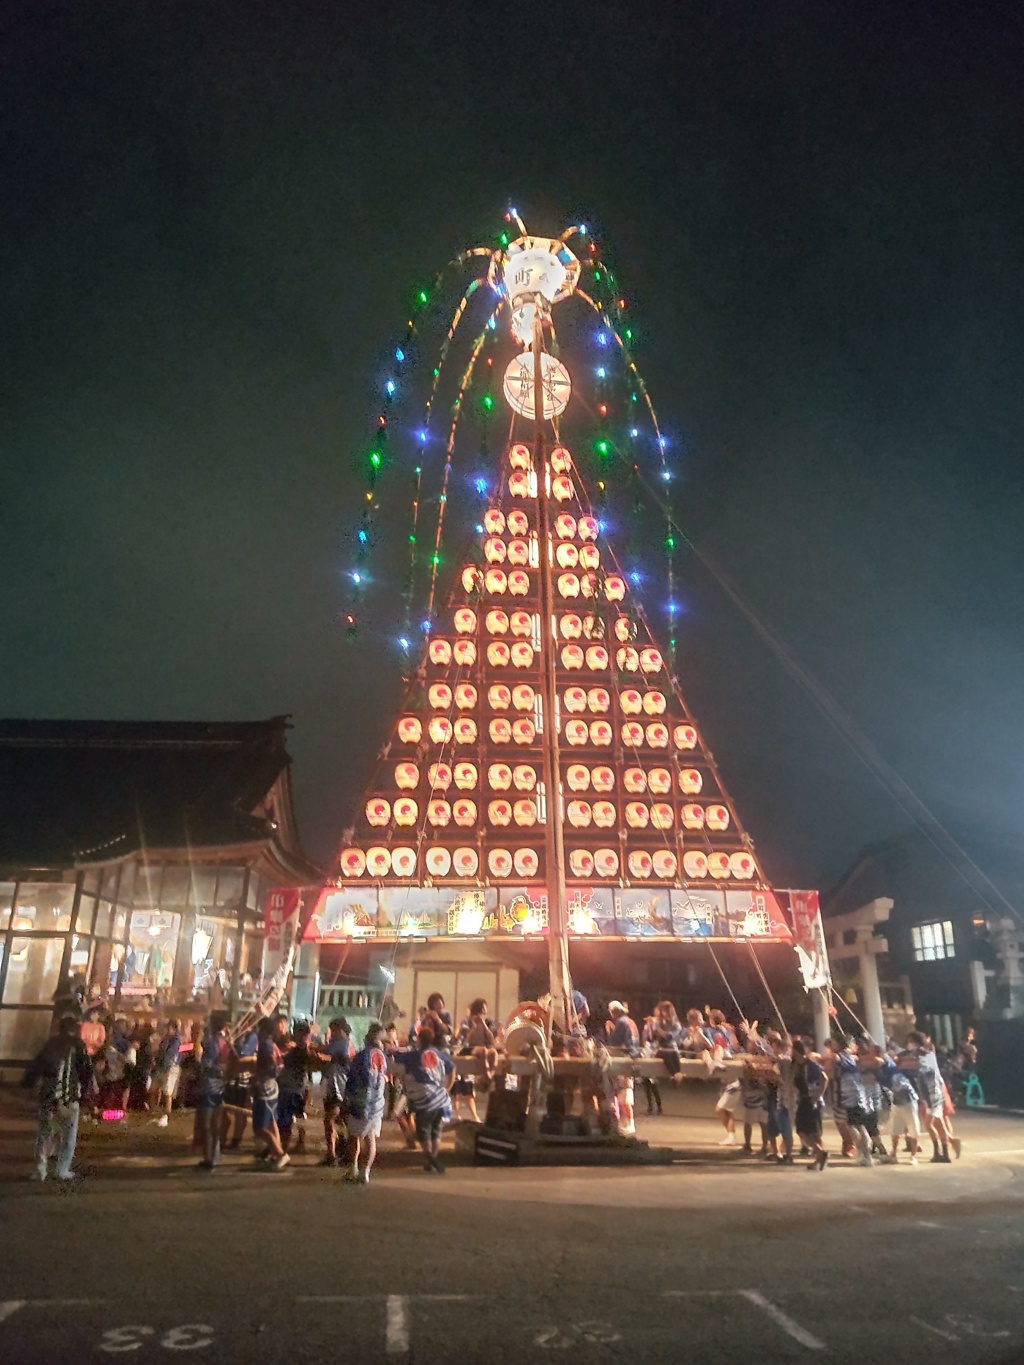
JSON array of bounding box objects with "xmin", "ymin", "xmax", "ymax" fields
[
  {"xmin": 624, "ymin": 767, "xmax": 647, "ymax": 794},
  {"xmin": 678, "ymin": 768, "xmax": 702, "ymax": 795},
  {"xmin": 579, "ymin": 544, "xmax": 600, "ymax": 570},
  {"xmin": 509, "ymin": 442, "xmax": 531, "ymax": 470},
  {"xmin": 366, "ymin": 798, "xmax": 391, "ymax": 827},
  {"xmin": 340, "ymin": 848, "xmax": 366, "ymax": 878},
  {"xmin": 593, "ymin": 801, "xmax": 617, "ymax": 828},
  {"xmin": 642, "ymin": 691, "xmax": 666, "ymax": 716},
  {"xmin": 489, "ymin": 717, "xmax": 512, "ymax": 743},
  {"xmin": 488, "ymin": 848, "xmax": 514, "ymax": 878},
  {"xmin": 391, "ymin": 847, "xmax": 416, "ymax": 877},
  {"xmin": 614, "ymin": 616, "xmax": 635, "ymax": 643},
  {"xmin": 620, "ymin": 688, "xmax": 643, "ymax": 716},
  {"xmin": 651, "ymin": 802, "xmax": 674, "ymax": 830},
  {"xmin": 558, "ymin": 572, "xmax": 580, "ymax": 599},
  {"xmin": 579, "ymin": 573, "xmax": 598, "ymax": 599},
  {"xmin": 512, "ymin": 718, "xmax": 536, "ymax": 744},
  {"xmin": 709, "ymin": 852, "xmax": 732, "ymax": 880},
  {"xmin": 453, "ymin": 847, "xmax": 479, "ymax": 877},
  {"xmin": 512, "ymin": 684, "xmax": 535, "ymax": 711},
  {"xmin": 425, "ymin": 847, "xmax": 451, "ymax": 877},
  {"xmin": 510, "ymin": 609, "xmax": 532, "ymax": 637},
  {"xmin": 628, "ymin": 850, "xmax": 653, "ymax": 879},
  {"xmin": 453, "ymin": 799, "xmax": 477, "ymax": 827},
  {"xmin": 674, "ymin": 723, "xmax": 698, "ymax": 750},
  {"xmin": 625, "ymin": 801, "xmax": 649, "ymax": 829},
  {"xmin": 589, "ymin": 720, "xmax": 613, "ymax": 745},
  {"xmin": 592, "ymin": 766, "xmax": 615, "ymax": 792},
  {"xmin": 555, "ymin": 513, "xmax": 577, "ymax": 540},
  {"xmin": 681, "ymin": 804, "xmax": 705, "ymax": 830},
  {"xmin": 730, "ymin": 851, "xmax": 756, "ymax": 879},
  {"xmin": 509, "ymin": 642, "xmax": 534, "ymax": 669},
  {"xmin": 513, "ymin": 799, "xmax": 537, "ymax": 827},
  {"xmin": 507, "ymin": 539, "xmax": 529, "ymax": 566},
  {"xmin": 648, "ymin": 768, "xmax": 672, "ymax": 795},
  {"xmin": 514, "ymin": 847, "xmax": 539, "ymax": 877},
  {"xmin": 428, "ymin": 639, "xmax": 452, "ymax": 665},
  {"xmin": 488, "ymin": 799, "xmax": 512, "ymax": 826},
  {"xmin": 484, "ymin": 536, "xmax": 507, "ymax": 564},
  {"xmin": 570, "ymin": 849, "xmax": 595, "ymax": 878},
  {"xmin": 428, "ymin": 716, "xmax": 453, "ymax": 744},
  {"xmin": 621, "ymin": 721, "xmax": 645, "ymax": 747},
  {"xmin": 461, "ymin": 566, "xmax": 483, "ymax": 594},
  {"xmin": 366, "ymin": 847, "xmax": 391, "ymax": 876},
  {"xmin": 550, "ymin": 445, "xmax": 572, "ymax": 473},
  {"xmin": 513, "ymin": 765, "xmax": 537, "ymax": 790},
  {"xmin": 567, "ymin": 799, "xmax": 592, "ymax": 828},
  {"xmin": 488, "ymin": 763, "xmax": 512, "ymax": 790},
  {"xmin": 605, "ymin": 575, "xmax": 626, "ymax": 601},
  {"xmin": 552, "ymin": 474, "xmax": 574, "ymax": 501},
  {"xmin": 566, "ymin": 764, "xmax": 590, "ymax": 792},
  {"xmin": 484, "ymin": 507, "xmax": 506, "ymax": 534},
  {"xmin": 394, "ymin": 797, "xmax": 418, "ymax": 827},
  {"xmin": 506, "ymin": 508, "xmax": 529, "ymax": 536},
  {"xmin": 453, "ymin": 640, "xmax": 477, "ymax": 666},
  {"xmin": 578, "ymin": 515, "xmax": 599, "ymax": 541},
  {"xmin": 706, "ymin": 805, "xmax": 730, "ymax": 831},
  {"xmin": 488, "ymin": 684, "xmax": 511, "ymax": 710},
  {"xmin": 653, "ymin": 849, "xmax": 678, "ymax": 879},
  {"xmin": 398, "ymin": 717, "xmax": 422, "ymax": 744},
  {"xmin": 509, "ymin": 471, "xmax": 530, "ymax": 497},
  {"xmin": 428, "ymin": 799, "xmax": 452, "ymax": 827},
  {"xmin": 561, "ymin": 644, "xmax": 584, "ymax": 669},
  {"xmin": 486, "ymin": 609, "xmax": 509, "ymax": 635},
  {"xmin": 641, "ymin": 648, "xmax": 663, "ymax": 674},
  {"xmin": 559, "ymin": 613, "xmax": 583, "ymax": 640},
  {"xmin": 508, "ymin": 571, "xmax": 530, "ymax": 598},
  {"xmin": 587, "ymin": 687, "xmax": 610, "ymax": 712},
  {"xmin": 454, "ymin": 718, "xmax": 477, "ymax": 744},
  {"xmin": 563, "ymin": 685, "xmax": 587, "ymax": 713},
  {"xmin": 454, "ymin": 607, "xmax": 477, "ymax": 634},
  {"xmin": 586, "ymin": 645, "xmax": 609, "ymax": 670},
  {"xmin": 487, "ymin": 642, "xmax": 511, "ymax": 667},
  {"xmin": 428, "ymin": 762, "xmax": 452, "ymax": 790},
  {"xmin": 395, "ymin": 762, "xmax": 419, "ymax": 790},
  {"xmin": 485, "ymin": 569, "xmax": 508, "ymax": 595},
  {"xmin": 594, "ymin": 847, "xmax": 619, "ymax": 877},
  {"xmin": 565, "ymin": 719, "xmax": 588, "ymax": 746},
  {"xmin": 646, "ymin": 723, "xmax": 669, "ymax": 748},
  {"xmin": 616, "ymin": 647, "xmax": 640, "ymax": 673},
  {"xmin": 428, "ymin": 683, "xmax": 453, "ymax": 710},
  {"xmin": 454, "ymin": 762, "xmax": 478, "ymax": 789},
  {"xmin": 584, "ymin": 611, "xmax": 606, "ymax": 640},
  {"xmin": 556, "ymin": 542, "xmax": 579, "ymax": 569},
  {"xmin": 683, "ymin": 850, "xmax": 709, "ymax": 879}
]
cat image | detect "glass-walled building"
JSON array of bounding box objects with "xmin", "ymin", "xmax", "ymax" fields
[{"xmin": 0, "ymin": 718, "xmax": 321, "ymax": 1071}]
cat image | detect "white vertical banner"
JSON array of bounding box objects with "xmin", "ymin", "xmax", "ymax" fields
[
  {"xmin": 788, "ymin": 890, "xmax": 832, "ymax": 991},
  {"xmin": 262, "ymin": 888, "xmax": 300, "ymax": 981}
]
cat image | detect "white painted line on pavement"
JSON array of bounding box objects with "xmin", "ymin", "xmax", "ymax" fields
[
  {"xmin": 739, "ymin": 1290, "xmax": 826, "ymax": 1351},
  {"xmin": 662, "ymin": 1291, "xmax": 730, "ymax": 1297},
  {"xmin": 0, "ymin": 1302, "xmax": 26, "ymax": 1325},
  {"xmin": 910, "ymin": 1315, "xmax": 958, "ymax": 1341},
  {"xmin": 385, "ymin": 1294, "xmax": 409, "ymax": 1356}
]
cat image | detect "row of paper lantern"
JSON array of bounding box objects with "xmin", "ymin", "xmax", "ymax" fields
[
  {"xmin": 460, "ymin": 568, "xmax": 533, "ymax": 597},
  {"xmin": 483, "ymin": 506, "xmax": 599, "ymax": 543},
  {"xmin": 428, "ymin": 682, "xmax": 538, "ymax": 712},
  {"xmin": 338, "ymin": 844, "xmax": 755, "ymax": 882},
  {"xmin": 445, "ymin": 612, "xmax": 658, "ymax": 656},
  {"xmin": 508, "ymin": 442, "xmax": 572, "ymax": 474},
  {"xmin": 475, "ymin": 539, "xmax": 603, "ymax": 574},
  {"xmin": 564, "ymin": 687, "xmax": 666, "ymax": 715},
  {"xmin": 366, "ymin": 793, "xmax": 728, "ymax": 832},
  {"xmin": 558, "ymin": 644, "xmax": 664, "ymax": 673},
  {"xmin": 395, "ymin": 714, "xmax": 699, "ymax": 750},
  {"xmin": 391, "ymin": 760, "xmax": 706, "ymax": 796},
  {"xmin": 510, "ymin": 471, "xmax": 577, "ymax": 502}
]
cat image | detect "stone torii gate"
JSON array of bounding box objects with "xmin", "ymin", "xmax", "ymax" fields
[{"xmin": 821, "ymin": 897, "xmax": 893, "ymax": 1045}]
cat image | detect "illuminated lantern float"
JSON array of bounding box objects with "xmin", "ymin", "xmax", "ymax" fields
[{"xmin": 330, "ymin": 216, "xmax": 800, "ymax": 1014}]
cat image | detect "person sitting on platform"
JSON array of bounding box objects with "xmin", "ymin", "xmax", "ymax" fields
[
  {"xmin": 680, "ymin": 1009, "xmax": 719, "ymax": 1076},
  {"xmin": 451, "ymin": 998, "xmax": 497, "ymax": 1123},
  {"xmin": 707, "ymin": 1009, "xmax": 740, "ymax": 1057},
  {"xmin": 425, "ymin": 994, "xmax": 453, "ymax": 1048},
  {"xmin": 604, "ymin": 1000, "xmax": 640, "ymax": 1136},
  {"xmin": 640, "ymin": 1016, "xmax": 663, "ymax": 1116}
]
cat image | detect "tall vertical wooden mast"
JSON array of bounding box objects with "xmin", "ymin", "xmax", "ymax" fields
[{"xmin": 531, "ymin": 311, "xmax": 572, "ymax": 1035}]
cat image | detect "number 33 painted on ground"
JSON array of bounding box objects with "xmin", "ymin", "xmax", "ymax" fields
[{"xmin": 99, "ymin": 1325, "xmax": 215, "ymax": 1352}]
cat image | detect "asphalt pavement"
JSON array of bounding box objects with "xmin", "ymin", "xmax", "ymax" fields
[{"xmin": 2, "ymin": 1094, "xmax": 1023, "ymax": 1365}]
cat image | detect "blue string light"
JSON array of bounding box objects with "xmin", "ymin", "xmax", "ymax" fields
[
  {"xmin": 385, "ymin": 379, "xmax": 397, "ymax": 397},
  {"xmin": 395, "ymin": 348, "xmax": 405, "ymax": 362}
]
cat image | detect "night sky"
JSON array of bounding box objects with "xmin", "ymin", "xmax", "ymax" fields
[{"xmin": 3, "ymin": 1, "xmax": 1023, "ymax": 893}]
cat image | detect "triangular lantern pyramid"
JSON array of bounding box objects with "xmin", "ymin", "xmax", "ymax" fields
[{"xmin": 328, "ymin": 435, "xmax": 792, "ymax": 944}]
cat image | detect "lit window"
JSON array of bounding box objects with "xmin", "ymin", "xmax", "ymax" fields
[{"xmin": 911, "ymin": 920, "xmax": 955, "ymax": 962}]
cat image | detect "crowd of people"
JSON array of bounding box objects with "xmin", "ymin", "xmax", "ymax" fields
[{"xmin": 25, "ymin": 988, "xmax": 974, "ymax": 1181}]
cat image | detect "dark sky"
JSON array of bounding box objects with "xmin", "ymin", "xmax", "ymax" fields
[{"xmin": 3, "ymin": 1, "xmax": 1023, "ymax": 892}]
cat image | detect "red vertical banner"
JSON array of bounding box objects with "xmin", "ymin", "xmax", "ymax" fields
[{"xmin": 263, "ymin": 888, "xmax": 300, "ymax": 978}]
